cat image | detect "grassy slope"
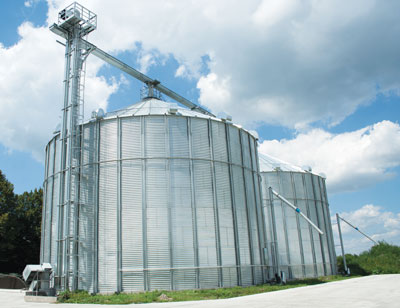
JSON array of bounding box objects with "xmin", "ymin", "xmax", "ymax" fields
[{"xmin": 58, "ymin": 275, "xmax": 353, "ymax": 304}]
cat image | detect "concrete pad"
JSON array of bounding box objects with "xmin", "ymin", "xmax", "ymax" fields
[{"xmin": 0, "ymin": 275, "xmax": 399, "ymax": 308}]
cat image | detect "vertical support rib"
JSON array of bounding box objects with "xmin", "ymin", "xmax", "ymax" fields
[
  {"xmin": 303, "ymin": 174, "xmax": 318, "ymax": 277},
  {"xmin": 93, "ymin": 121, "xmax": 100, "ymax": 293},
  {"xmin": 141, "ymin": 117, "xmax": 148, "ymax": 291},
  {"xmin": 226, "ymin": 124, "xmax": 241, "ymax": 286},
  {"xmin": 277, "ymin": 174, "xmax": 292, "ymax": 279},
  {"xmin": 322, "ymin": 179, "xmax": 337, "ymax": 274},
  {"xmin": 248, "ymin": 137, "xmax": 264, "ymax": 283},
  {"xmin": 188, "ymin": 118, "xmax": 200, "ymax": 289},
  {"xmin": 290, "ymin": 173, "xmax": 306, "ymax": 278},
  {"xmin": 166, "ymin": 116, "xmax": 174, "ymax": 290},
  {"xmin": 310, "ymin": 174, "xmax": 327, "ymax": 276},
  {"xmin": 253, "ymin": 141, "xmax": 267, "ymax": 282},
  {"xmin": 209, "ymin": 119, "xmax": 223, "ymax": 287},
  {"xmin": 41, "ymin": 143, "xmax": 50, "ymax": 264},
  {"xmin": 317, "ymin": 178, "xmax": 334, "ymax": 274},
  {"xmin": 117, "ymin": 118, "xmax": 122, "ymax": 292},
  {"xmin": 238, "ymin": 130, "xmax": 255, "ymax": 284}
]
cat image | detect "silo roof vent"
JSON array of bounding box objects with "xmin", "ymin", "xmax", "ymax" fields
[{"xmin": 141, "ymin": 80, "xmax": 163, "ymax": 100}]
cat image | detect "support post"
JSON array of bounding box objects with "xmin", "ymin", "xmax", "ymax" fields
[{"xmin": 336, "ymin": 213, "xmax": 348, "ymax": 274}]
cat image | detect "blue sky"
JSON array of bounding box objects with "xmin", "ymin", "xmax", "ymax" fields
[{"xmin": 0, "ymin": 0, "xmax": 399, "ymax": 254}]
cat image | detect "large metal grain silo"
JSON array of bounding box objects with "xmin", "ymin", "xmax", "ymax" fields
[
  {"xmin": 41, "ymin": 98, "xmax": 266, "ymax": 293},
  {"xmin": 259, "ymin": 153, "xmax": 337, "ymax": 279}
]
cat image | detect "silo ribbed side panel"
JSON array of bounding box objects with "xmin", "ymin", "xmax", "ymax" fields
[
  {"xmin": 232, "ymin": 165, "xmax": 252, "ymax": 286},
  {"xmin": 193, "ymin": 160, "xmax": 219, "ymax": 288},
  {"xmin": 78, "ymin": 124, "xmax": 97, "ymax": 292},
  {"xmin": 51, "ymin": 173, "xmax": 59, "ymax": 268},
  {"xmin": 121, "ymin": 117, "xmax": 141, "ymax": 159},
  {"xmin": 170, "ymin": 159, "xmax": 196, "ymax": 289},
  {"xmin": 169, "ymin": 117, "xmax": 189, "ymax": 158},
  {"xmin": 229, "ymin": 127, "xmax": 242, "ymax": 165},
  {"xmin": 146, "ymin": 159, "xmax": 170, "ymax": 290},
  {"xmin": 191, "ymin": 119, "xmax": 210, "ymax": 159},
  {"xmin": 316, "ymin": 198, "xmax": 330, "ymax": 275},
  {"xmin": 321, "ymin": 177, "xmax": 337, "ymax": 274},
  {"xmin": 145, "ymin": 117, "xmax": 166, "ymax": 158},
  {"xmin": 244, "ymin": 169, "xmax": 262, "ymax": 284},
  {"xmin": 120, "ymin": 117, "xmax": 143, "ymax": 291},
  {"xmin": 98, "ymin": 120, "xmax": 118, "ymax": 293},
  {"xmin": 43, "ymin": 139, "xmax": 55, "ymax": 264},
  {"xmin": 215, "ymin": 162, "xmax": 237, "ymax": 287},
  {"xmin": 273, "ymin": 200, "xmax": 289, "ymax": 271},
  {"xmin": 304, "ymin": 173, "xmax": 324, "ymax": 276},
  {"xmin": 121, "ymin": 161, "xmax": 143, "ymax": 291},
  {"xmin": 44, "ymin": 177, "xmax": 53, "ymax": 263},
  {"xmin": 212, "ymin": 122, "xmax": 228, "ymax": 162},
  {"xmin": 293, "ymin": 172, "xmax": 314, "ymax": 277},
  {"xmin": 51, "ymin": 136, "xmax": 61, "ymax": 271}
]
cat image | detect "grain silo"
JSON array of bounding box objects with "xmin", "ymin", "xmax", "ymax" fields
[
  {"xmin": 41, "ymin": 97, "xmax": 266, "ymax": 292},
  {"xmin": 259, "ymin": 153, "xmax": 337, "ymax": 279},
  {"xmin": 29, "ymin": 3, "xmax": 263, "ymax": 293}
]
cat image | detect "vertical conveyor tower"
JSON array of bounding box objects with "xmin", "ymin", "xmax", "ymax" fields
[{"xmin": 52, "ymin": 3, "xmax": 97, "ymax": 291}]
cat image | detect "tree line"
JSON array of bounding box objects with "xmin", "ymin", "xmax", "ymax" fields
[{"xmin": 0, "ymin": 170, "xmax": 42, "ymax": 274}]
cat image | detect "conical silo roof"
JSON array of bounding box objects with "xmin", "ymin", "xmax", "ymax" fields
[
  {"xmin": 102, "ymin": 98, "xmax": 217, "ymax": 120},
  {"xmin": 258, "ymin": 152, "xmax": 306, "ymax": 173}
]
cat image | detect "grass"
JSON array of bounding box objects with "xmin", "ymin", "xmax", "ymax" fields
[{"xmin": 58, "ymin": 275, "xmax": 354, "ymax": 304}]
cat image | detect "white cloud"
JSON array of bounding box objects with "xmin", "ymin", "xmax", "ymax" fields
[
  {"xmin": 44, "ymin": 1, "xmax": 400, "ymax": 127},
  {"xmin": 0, "ymin": 22, "xmax": 117, "ymax": 161},
  {"xmin": 175, "ymin": 64, "xmax": 188, "ymax": 78},
  {"xmin": 332, "ymin": 204, "xmax": 400, "ymax": 254},
  {"xmin": 3, "ymin": 1, "xmax": 400, "ymax": 161},
  {"xmin": 24, "ymin": 0, "xmax": 41, "ymax": 8},
  {"xmin": 259, "ymin": 120, "xmax": 400, "ymax": 193}
]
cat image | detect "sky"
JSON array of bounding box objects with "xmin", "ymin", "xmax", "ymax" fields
[{"xmin": 0, "ymin": 0, "xmax": 399, "ymax": 255}]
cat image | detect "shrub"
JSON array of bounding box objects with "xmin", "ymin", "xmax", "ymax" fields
[{"xmin": 337, "ymin": 242, "xmax": 400, "ymax": 275}]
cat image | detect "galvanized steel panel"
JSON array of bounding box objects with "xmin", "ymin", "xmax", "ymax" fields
[
  {"xmin": 121, "ymin": 161, "xmax": 143, "ymax": 291},
  {"xmin": 169, "ymin": 117, "xmax": 189, "ymax": 158},
  {"xmin": 261, "ymin": 170, "xmax": 336, "ymax": 279},
  {"xmin": 98, "ymin": 162, "xmax": 118, "ymax": 293},
  {"xmin": 211, "ymin": 122, "xmax": 228, "ymax": 162},
  {"xmin": 121, "ymin": 117, "xmax": 141, "ymax": 159},
  {"xmin": 145, "ymin": 116, "xmax": 166, "ymax": 158},
  {"xmin": 191, "ymin": 118, "xmax": 210, "ymax": 159}
]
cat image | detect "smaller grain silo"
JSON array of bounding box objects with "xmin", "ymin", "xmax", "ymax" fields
[{"xmin": 259, "ymin": 153, "xmax": 337, "ymax": 279}]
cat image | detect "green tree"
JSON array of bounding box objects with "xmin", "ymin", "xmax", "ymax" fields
[
  {"xmin": 337, "ymin": 242, "xmax": 400, "ymax": 275},
  {"xmin": 0, "ymin": 170, "xmax": 42, "ymax": 274},
  {"xmin": 0, "ymin": 170, "xmax": 17, "ymax": 215},
  {"xmin": 0, "ymin": 170, "xmax": 18, "ymax": 271}
]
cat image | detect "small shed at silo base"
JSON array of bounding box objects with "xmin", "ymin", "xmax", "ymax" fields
[{"xmin": 259, "ymin": 153, "xmax": 337, "ymax": 279}]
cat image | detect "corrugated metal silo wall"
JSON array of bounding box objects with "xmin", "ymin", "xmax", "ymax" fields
[
  {"xmin": 40, "ymin": 114, "xmax": 266, "ymax": 293},
  {"xmin": 261, "ymin": 171, "xmax": 337, "ymax": 279},
  {"xmin": 40, "ymin": 134, "xmax": 62, "ymax": 275}
]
